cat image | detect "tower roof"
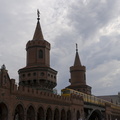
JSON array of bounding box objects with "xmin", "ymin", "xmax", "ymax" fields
[
  {"xmin": 74, "ymin": 44, "xmax": 81, "ymax": 66},
  {"xmin": 32, "ymin": 10, "xmax": 44, "ymax": 41}
]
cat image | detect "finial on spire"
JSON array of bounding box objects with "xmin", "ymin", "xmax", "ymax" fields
[
  {"xmin": 76, "ymin": 43, "xmax": 78, "ymax": 52},
  {"xmin": 32, "ymin": 9, "xmax": 44, "ymax": 40},
  {"xmin": 74, "ymin": 43, "xmax": 81, "ymax": 66},
  {"xmin": 37, "ymin": 9, "xmax": 40, "ymax": 21}
]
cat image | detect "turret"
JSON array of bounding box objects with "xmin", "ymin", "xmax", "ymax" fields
[
  {"xmin": 0, "ymin": 64, "xmax": 10, "ymax": 88},
  {"xmin": 67, "ymin": 44, "xmax": 91, "ymax": 95},
  {"xmin": 18, "ymin": 10, "xmax": 57, "ymax": 92}
]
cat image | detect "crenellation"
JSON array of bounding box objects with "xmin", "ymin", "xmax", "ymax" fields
[
  {"xmin": 11, "ymin": 84, "xmax": 72, "ymax": 103},
  {"xmin": 10, "ymin": 79, "xmax": 18, "ymax": 92},
  {"xmin": 70, "ymin": 66, "xmax": 86, "ymax": 72},
  {"xmin": 26, "ymin": 40, "xmax": 50, "ymax": 50}
]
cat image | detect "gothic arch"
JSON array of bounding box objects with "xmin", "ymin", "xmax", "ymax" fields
[
  {"xmin": 46, "ymin": 107, "xmax": 52, "ymax": 120},
  {"xmin": 67, "ymin": 110, "xmax": 71, "ymax": 120},
  {"xmin": 0, "ymin": 102, "xmax": 8, "ymax": 120},
  {"xmin": 76, "ymin": 110, "xmax": 80, "ymax": 120},
  {"xmin": 26, "ymin": 105, "xmax": 35, "ymax": 120},
  {"xmin": 37, "ymin": 107, "xmax": 45, "ymax": 120},
  {"xmin": 26, "ymin": 103, "xmax": 36, "ymax": 112},
  {"xmin": 88, "ymin": 109, "xmax": 102, "ymax": 120},
  {"xmin": 14, "ymin": 104, "xmax": 24, "ymax": 120},
  {"xmin": 13, "ymin": 102, "xmax": 25, "ymax": 113},
  {"xmin": 61, "ymin": 109, "xmax": 66, "ymax": 120},
  {"xmin": 54, "ymin": 108, "xmax": 59, "ymax": 120}
]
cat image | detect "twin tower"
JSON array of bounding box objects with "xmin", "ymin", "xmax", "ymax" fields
[{"xmin": 18, "ymin": 13, "xmax": 91, "ymax": 94}]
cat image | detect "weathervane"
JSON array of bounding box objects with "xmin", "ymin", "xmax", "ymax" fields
[
  {"xmin": 76, "ymin": 43, "xmax": 78, "ymax": 52},
  {"xmin": 37, "ymin": 9, "xmax": 40, "ymax": 21}
]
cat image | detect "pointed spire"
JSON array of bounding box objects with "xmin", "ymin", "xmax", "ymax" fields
[
  {"xmin": 32, "ymin": 9, "xmax": 44, "ymax": 41},
  {"xmin": 74, "ymin": 44, "xmax": 81, "ymax": 66}
]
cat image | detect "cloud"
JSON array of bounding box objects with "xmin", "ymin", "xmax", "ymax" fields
[
  {"xmin": 88, "ymin": 60, "xmax": 120, "ymax": 95},
  {"xmin": 52, "ymin": 0, "xmax": 120, "ymax": 95}
]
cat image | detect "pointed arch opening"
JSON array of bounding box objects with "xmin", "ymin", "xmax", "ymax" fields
[
  {"xmin": 88, "ymin": 109, "xmax": 102, "ymax": 120},
  {"xmin": 0, "ymin": 102, "xmax": 8, "ymax": 120},
  {"xmin": 67, "ymin": 110, "xmax": 71, "ymax": 120},
  {"xmin": 14, "ymin": 104, "xmax": 24, "ymax": 120},
  {"xmin": 61, "ymin": 109, "xmax": 66, "ymax": 120},
  {"xmin": 27, "ymin": 106, "xmax": 35, "ymax": 120},
  {"xmin": 54, "ymin": 108, "xmax": 59, "ymax": 120},
  {"xmin": 37, "ymin": 107, "xmax": 45, "ymax": 120},
  {"xmin": 46, "ymin": 108, "xmax": 52, "ymax": 120},
  {"xmin": 76, "ymin": 110, "xmax": 80, "ymax": 120}
]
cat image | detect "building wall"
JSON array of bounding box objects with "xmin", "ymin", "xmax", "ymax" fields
[{"xmin": 0, "ymin": 79, "xmax": 84, "ymax": 120}]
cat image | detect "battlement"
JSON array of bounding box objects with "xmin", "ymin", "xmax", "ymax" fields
[
  {"xmin": 10, "ymin": 82, "xmax": 74, "ymax": 103},
  {"xmin": 70, "ymin": 65, "xmax": 86, "ymax": 71},
  {"xmin": 26, "ymin": 40, "xmax": 50, "ymax": 50}
]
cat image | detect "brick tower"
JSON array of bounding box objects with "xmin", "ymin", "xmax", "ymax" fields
[
  {"xmin": 0, "ymin": 65, "xmax": 10, "ymax": 89},
  {"xmin": 67, "ymin": 44, "xmax": 91, "ymax": 95},
  {"xmin": 18, "ymin": 11, "xmax": 57, "ymax": 92}
]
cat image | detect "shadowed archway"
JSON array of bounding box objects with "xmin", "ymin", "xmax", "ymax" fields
[
  {"xmin": 88, "ymin": 109, "xmax": 102, "ymax": 120},
  {"xmin": 54, "ymin": 108, "xmax": 59, "ymax": 120},
  {"xmin": 61, "ymin": 109, "xmax": 66, "ymax": 120},
  {"xmin": 67, "ymin": 110, "xmax": 71, "ymax": 120},
  {"xmin": 46, "ymin": 108, "xmax": 52, "ymax": 120},
  {"xmin": 76, "ymin": 110, "xmax": 80, "ymax": 120},
  {"xmin": 0, "ymin": 102, "xmax": 8, "ymax": 120},
  {"xmin": 14, "ymin": 104, "xmax": 24, "ymax": 120},
  {"xmin": 37, "ymin": 107, "xmax": 45, "ymax": 120},
  {"xmin": 27, "ymin": 106, "xmax": 35, "ymax": 120}
]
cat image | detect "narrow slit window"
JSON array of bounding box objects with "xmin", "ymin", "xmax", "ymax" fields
[
  {"xmin": 39, "ymin": 50, "xmax": 43, "ymax": 58},
  {"xmin": 84, "ymin": 73, "xmax": 86, "ymax": 80}
]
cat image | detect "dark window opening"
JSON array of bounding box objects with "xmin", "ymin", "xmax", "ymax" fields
[
  {"xmin": 33, "ymin": 72, "xmax": 36, "ymax": 76},
  {"xmin": 39, "ymin": 50, "xmax": 43, "ymax": 58},
  {"xmin": 51, "ymin": 75, "xmax": 53, "ymax": 78},
  {"xmin": 22, "ymin": 74, "xmax": 25, "ymax": 77},
  {"xmin": 84, "ymin": 73, "xmax": 86, "ymax": 80},
  {"xmin": 28, "ymin": 73, "xmax": 31, "ymax": 77}
]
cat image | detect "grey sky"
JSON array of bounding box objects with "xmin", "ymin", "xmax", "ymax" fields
[{"xmin": 0, "ymin": 0, "xmax": 120, "ymax": 96}]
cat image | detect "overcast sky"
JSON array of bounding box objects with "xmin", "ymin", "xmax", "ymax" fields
[{"xmin": 0, "ymin": 0, "xmax": 120, "ymax": 96}]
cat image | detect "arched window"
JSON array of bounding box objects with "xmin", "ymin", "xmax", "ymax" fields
[
  {"xmin": 0, "ymin": 103, "xmax": 8, "ymax": 120},
  {"xmin": 76, "ymin": 110, "xmax": 80, "ymax": 120},
  {"xmin": 61, "ymin": 109, "xmax": 66, "ymax": 120},
  {"xmin": 67, "ymin": 110, "xmax": 71, "ymax": 120},
  {"xmin": 39, "ymin": 50, "xmax": 43, "ymax": 58},
  {"xmin": 27, "ymin": 106, "xmax": 35, "ymax": 120},
  {"xmin": 14, "ymin": 104, "xmax": 24, "ymax": 120},
  {"xmin": 37, "ymin": 107, "xmax": 44, "ymax": 120},
  {"xmin": 54, "ymin": 109, "xmax": 59, "ymax": 120},
  {"xmin": 46, "ymin": 108, "xmax": 52, "ymax": 120}
]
